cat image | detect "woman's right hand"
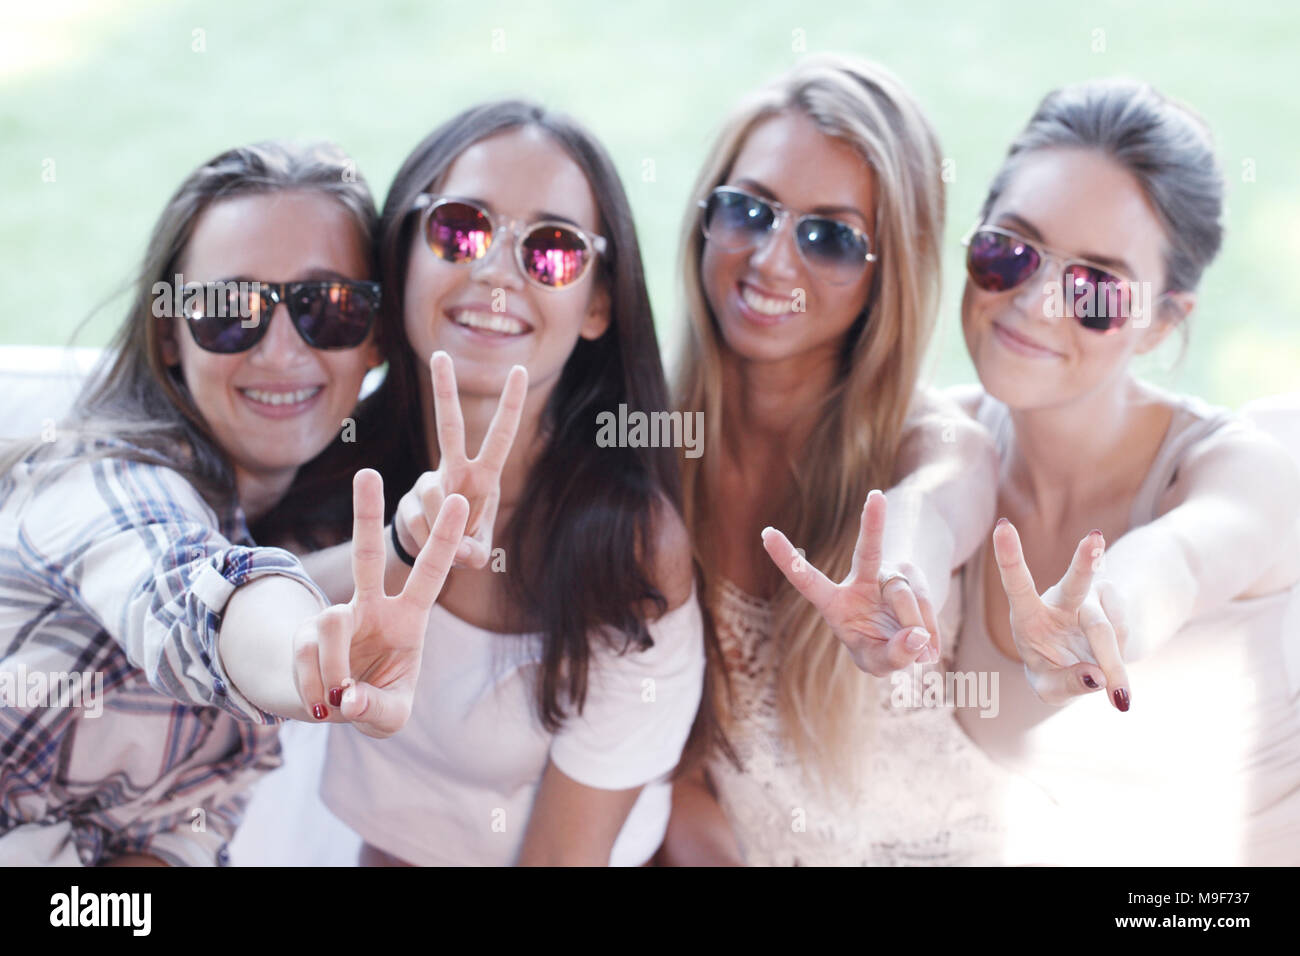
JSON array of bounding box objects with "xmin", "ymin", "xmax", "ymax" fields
[
  {"xmin": 393, "ymin": 350, "xmax": 528, "ymax": 570},
  {"xmin": 293, "ymin": 468, "xmax": 469, "ymax": 738},
  {"xmin": 761, "ymin": 489, "xmax": 942, "ymax": 677}
]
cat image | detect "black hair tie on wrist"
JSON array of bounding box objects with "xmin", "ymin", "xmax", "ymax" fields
[{"xmin": 391, "ymin": 523, "xmax": 417, "ymax": 567}]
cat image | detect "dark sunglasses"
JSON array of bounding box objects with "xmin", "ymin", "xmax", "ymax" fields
[
  {"xmin": 413, "ymin": 194, "xmax": 607, "ymax": 291},
  {"xmin": 698, "ymin": 186, "xmax": 877, "ymax": 285},
  {"xmin": 180, "ymin": 279, "xmax": 380, "ymax": 354},
  {"xmin": 963, "ymin": 225, "xmax": 1157, "ymax": 334}
]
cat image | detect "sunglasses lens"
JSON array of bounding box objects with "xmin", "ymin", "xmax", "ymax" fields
[
  {"xmin": 427, "ymin": 201, "xmax": 492, "ymax": 263},
  {"xmin": 702, "ymin": 190, "xmax": 774, "ymax": 249},
  {"xmin": 1065, "ymin": 265, "xmax": 1130, "ymax": 332},
  {"xmin": 289, "ymin": 282, "xmax": 378, "ymax": 348},
  {"xmin": 183, "ymin": 283, "xmax": 264, "ymax": 353},
  {"xmin": 967, "ymin": 229, "xmax": 1041, "ymax": 292},
  {"xmin": 797, "ymin": 218, "xmax": 870, "ymax": 284},
  {"xmin": 521, "ymin": 226, "xmax": 592, "ymax": 288}
]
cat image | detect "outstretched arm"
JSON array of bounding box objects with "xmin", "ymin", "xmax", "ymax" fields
[
  {"xmin": 761, "ymin": 389, "xmax": 998, "ymax": 673},
  {"xmin": 1096, "ymin": 427, "xmax": 1300, "ymax": 661},
  {"xmin": 883, "ymin": 388, "xmax": 999, "ymax": 615},
  {"xmin": 220, "ymin": 469, "xmax": 469, "ymax": 734},
  {"xmin": 990, "ymin": 427, "xmax": 1300, "ymax": 711}
]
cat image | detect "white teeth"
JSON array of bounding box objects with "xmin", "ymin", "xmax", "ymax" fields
[
  {"xmin": 451, "ymin": 310, "xmax": 528, "ymax": 335},
  {"xmin": 241, "ymin": 387, "xmax": 321, "ymax": 406},
  {"xmin": 741, "ymin": 284, "xmax": 794, "ymax": 316}
]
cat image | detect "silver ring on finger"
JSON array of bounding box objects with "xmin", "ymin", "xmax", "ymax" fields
[{"xmin": 878, "ymin": 571, "xmax": 911, "ymax": 593}]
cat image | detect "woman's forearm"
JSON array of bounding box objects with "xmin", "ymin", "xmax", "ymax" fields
[
  {"xmin": 882, "ymin": 413, "xmax": 999, "ymax": 612},
  {"xmin": 217, "ymin": 575, "xmax": 326, "ymax": 721},
  {"xmin": 299, "ymin": 527, "xmax": 413, "ymax": 605},
  {"xmin": 1096, "ymin": 524, "xmax": 1199, "ymax": 661},
  {"xmin": 658, "ymin": 768, "xmax": 744, "ymax": 866},
  {"xmin": 1099, "ymin": 433, "xmax": 1300, "ymax": 661}
]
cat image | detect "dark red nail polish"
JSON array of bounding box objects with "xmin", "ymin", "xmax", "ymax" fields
[
  {"xmin": 1083, "ymin": 675, "xmax": 1099, "ymax": 689},
  {"xmin": 1113, "ymin": 688, "xmax": 1130, "ymax": 712},
  {"xmin": 329, "ymin": 686, "xmax": 343, "ymax": 707},
  {"xmin": 312, "ymin": 703, "xmax": 328, "ymax": 720}
]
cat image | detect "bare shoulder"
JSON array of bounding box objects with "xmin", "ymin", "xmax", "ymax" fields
[{"xmin": 645, "ymin": 494, "xmax": 696, "ymax": 613}]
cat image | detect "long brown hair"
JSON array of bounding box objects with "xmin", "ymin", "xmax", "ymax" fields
[
  {"xmin": 0, "ymin": 140, "xmax": 380, "ymax": 546},
  {"xmin": 364, "ymin": 101, "xmax": 696, "ymax": 732},
  {"xmin": 676, "ymin": 55, "xmax": 946, "ymax": 784}
]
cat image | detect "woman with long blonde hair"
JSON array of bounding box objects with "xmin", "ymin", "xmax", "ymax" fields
[{"xmin": 659, "ymin": 54, "xmax": 1055, "ymax": 866}]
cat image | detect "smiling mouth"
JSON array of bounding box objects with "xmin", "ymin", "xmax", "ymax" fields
[
  {"xmin": 739, "ymin": 282, "xmax": 795, "ymax": 317},
  {"xmin": 238, "ymin": 386, "xmax": 323, "ymax": 407},
  {"xmin": 448, "ymin": 308, "xmax": 534, "ymax": 337},
  {"xmin": 992, "ymin": 322, "xmax": 1064, "ymax": 358}
]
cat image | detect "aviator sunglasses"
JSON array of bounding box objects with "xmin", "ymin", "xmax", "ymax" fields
[
  {"xmin": 698, "ymin": 186, "xmax": 877, "ymax": 285},
  {"xmin": 413, "ymin": 194, "xmax": 607, "ymax": 290},
  {"xmin": 963, "ymin": 224, "xmax": 1163, "ymax": 333},
  {"xmin": 180, "ymin": 279, "xmax": 380, "ymax": 354}
]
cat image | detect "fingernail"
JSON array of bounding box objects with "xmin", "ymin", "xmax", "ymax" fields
[
  {"xmin": 1089, "ymin": 528, "xmax": 1103, "ymax": 538},
  {"xmin": 342, "ymin": 687, "xmax": 358, "ymax": 709},
  {"xmin": 312, "ymin": 703, "xmax": 328, "ymax": 720},
  {"xmin": 905, "ymin": 628, "xmax": 930, "ymax": 651},
  {"xmin": 760, "ymin": 527, "xmax": 774, "ymax": 539},
  {"xmin": 455, "ymin": 543, "xmax": 472, "ymax": 559},
  {"xmin": 1082, "ymin": 674, "xmax": 1099, "ymax": 690},
  {"xmin": 996, "ymin": 517, "xmax": 1009, "ymax": 527},
  {"xmin": 328, "ymin": 686, "xmax": 343, "ymax": 707},
  {"xmin": 1113, "ymin": 688, "xmax": 1130, "ymax": 712}
]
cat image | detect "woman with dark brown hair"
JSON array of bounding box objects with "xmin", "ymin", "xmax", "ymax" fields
[
  {"xmin": 0, "ymin": 141, "xmax": 467, "ymax": 865},
  {"xmin": 317, "ymin": 101, "xmax": 706, "ymax": 866}
]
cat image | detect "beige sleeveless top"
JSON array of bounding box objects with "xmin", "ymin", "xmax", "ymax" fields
[{"xmin": 956, "ymin": 390, "xmax": 1300, "ymax": 865}]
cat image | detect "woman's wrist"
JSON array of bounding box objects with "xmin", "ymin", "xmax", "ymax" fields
[{"xmin": 390, "ymin": 521, "xmax": 417, "ymax": 567}]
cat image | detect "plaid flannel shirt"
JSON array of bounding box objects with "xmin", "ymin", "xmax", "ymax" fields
[{"xmin": 0, "ymin": 440, "xmax": 325, "ymax": 865}]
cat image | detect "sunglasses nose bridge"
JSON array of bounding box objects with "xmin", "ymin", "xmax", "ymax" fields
[
  {"xmin": 1011, "ymin": 249, "xmax": 1064, "ymax": 322},
  {"xmin": 467, "ymin": 217, "xmax": 525, "ymax": 289},
  {"xmin": 747, "ymin": 207, "xmax": 801, "ymax": 276}
]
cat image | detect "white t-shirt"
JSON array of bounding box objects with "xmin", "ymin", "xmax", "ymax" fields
[{"xmin": 321, "ymin": 587, "xmax": 706, "ymax": 865}]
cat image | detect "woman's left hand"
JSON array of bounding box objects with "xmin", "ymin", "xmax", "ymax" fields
[{"xmin": 991, "ymin": 519, "xmax": 1132, "ymax": 710}]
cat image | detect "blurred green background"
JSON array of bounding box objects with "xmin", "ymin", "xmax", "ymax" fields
[{"xmin": 3, "ymin": 0, "xmax": 1297, "ymax": 406}]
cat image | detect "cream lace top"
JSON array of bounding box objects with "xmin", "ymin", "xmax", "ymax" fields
[{"xmin": 705, "ymin": 578, "xmax": 1063, "ymax": 866}]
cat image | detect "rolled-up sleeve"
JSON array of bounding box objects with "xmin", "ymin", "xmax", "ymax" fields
[{"xmin": 15, "ymin": 454, "xmax": 325, "ymax": 724}]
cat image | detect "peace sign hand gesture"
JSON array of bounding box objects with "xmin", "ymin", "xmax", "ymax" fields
[
  {"xmin": 293, "ymin": 468, "xmax": 469, "ymax": 738},
  {"xmin": 991, "ymin": 519, "xmax": 1131, "ymax": 710},
  {"xmin": 394, "ymin": 350, "xmax": 528, "ymax": 570},
  {"xmin": 761, "ymin": 489, "xmax": 943, "ymax": 677}
]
